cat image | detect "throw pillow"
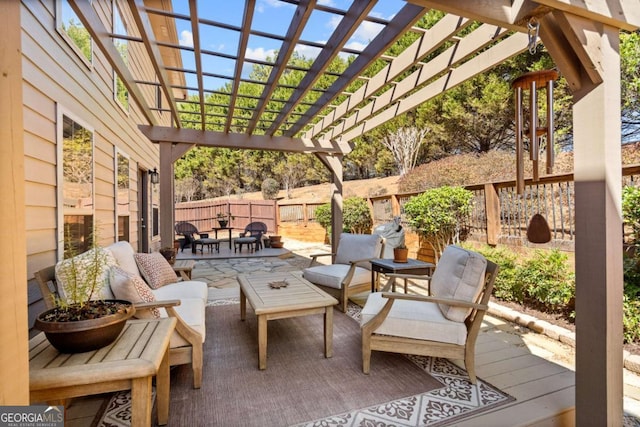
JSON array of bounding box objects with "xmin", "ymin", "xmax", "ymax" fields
[
  {"xmin": 55, "ymin": 248, "xmax": 118, "ymax": 303},
  {"xmin": 109, "ymin": 266, "xmax": 160, "ymax": 319},
  {"xmin": 134, "ymin": 252, "xmax": 177, "ymax": 289}
]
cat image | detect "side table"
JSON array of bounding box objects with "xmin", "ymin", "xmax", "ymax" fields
[
  {"xmin": 370, "ymin": 258, "xmax": 435, "ymax": 293},
  {"xmin": 211, "ymin": 227, "xmax": 233, "ymax": 250},
  {"xmin": 29, "ymin": 317, "xmax": 177, "ymax": 427},
  {"xmin": 173, "ymin": 259, "xmax": 196, "ymax": 280}
]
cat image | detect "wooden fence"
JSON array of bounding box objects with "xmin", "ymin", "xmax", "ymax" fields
[{"xmin": 175, "ymin": 164, "xmax": 640, "ymax": 252}]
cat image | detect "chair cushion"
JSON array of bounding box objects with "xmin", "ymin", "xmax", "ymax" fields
[
  {"xmin": 160, "ymin": 297, "xmax": 207, "ymax": 347},
  {"xmin": 134, "ymin": 252, "xmax": 177, "ymax": 289},
  {"xmin": 360, "ymin": 292, "xmax": 467, "ymax": 345},
  {"xmin": 105, "ymin": 241, "xmax": 139, "ymax": 277},
  {"xmin": 151, "ymin": 281, "xmax": 209, "ymax": 302},
  {"xmin": 55, "ymin": 248, "xmax": 118, "ymax": 302},
  {"xmin": 334, "ymin": 233, "xmax": 382, "ymax": 269},
  {"xmin": 302, "ymin": 264, "xmax": 371, "ymax": 289},
  {"xmin": 430, "ymin": 245, "xmax": 487, "ymax": 322},
  {"xmin": 109, "ymin": 266, "xmax": 160, "ymax": 319}
]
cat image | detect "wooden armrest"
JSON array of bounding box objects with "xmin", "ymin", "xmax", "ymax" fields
[
  {"xmin": 308, "ymin": 252, "xmax": 334, "ymax": 267},
  {"xmin": 134, "ymin": 299, "xmax": 181, "ymax": 310},
  {"xmin": 381, "ymin": 292, "xmax": 487, "ymax": 310},
  {"xmin": 309, "ymin": 252, "xmax": 333, "ymax": 259}
]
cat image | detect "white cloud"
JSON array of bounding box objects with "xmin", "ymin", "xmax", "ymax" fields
[
  {"xmin": 317, "ymin": 0, "xmax": 336, "ymax": 6},
  {"xmin": 344, "ymin": 41, "xmax": 367, "ymax": 52},
  {"xmin": 245, "ymin": 46, "xmax": 276, "ymax": 61},
  {"xmin": 327, "ymin": 15, "xmax": 341, "ymax": 31},
  {"xmin": 179, "ymin": 30, "xmax": 193, "ymax": 47},
  {"xmin": 352, "ymin": 21, "xmax": 384, "ymax": 43},
  {"xmin": 294, "ymin": 44, "xmax": 322, "ymax": 60}
]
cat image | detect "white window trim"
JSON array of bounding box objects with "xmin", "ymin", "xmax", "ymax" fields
[
  {"xmin": 56, "ymin": 105, "xmax": 95, "ymax": 261},
  {"xmin": 55, "ymin": 0, "xmax": 93, "ymax": 69}
]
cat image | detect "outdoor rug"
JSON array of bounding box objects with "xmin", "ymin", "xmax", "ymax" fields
[{"xmin": 150, "ymin": 300, "xmax": 513, "ymax": 426}]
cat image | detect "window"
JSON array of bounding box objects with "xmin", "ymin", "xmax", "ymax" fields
[
  {"xmin": 116, "ymin": 150, "xmax": 130, "ymax": 241},
  {"xmin": 57, "ymin": 0, "xmax": 92, "ymax": 65},
  {"xmin": 60, "ymin": 113, "xmax": 94, "ymax": 257},
  {"xmin": 113, "ymin": 1, "xmax": 129, "ymax": 111}
]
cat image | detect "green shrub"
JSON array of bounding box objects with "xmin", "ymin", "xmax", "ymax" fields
[
  {"xmin": 315, "ymin": 197, "xmax": 373, "ymax": 235},
  {"xmin": 623, "ymin": 295, "xmax": 640, "ymax": 343},
  {"xmin": 516, "ymin": 250, "xmax": 575, "ymax": 312},
  {"xmin": 472, "ymin": 245, "xmax": 522, "ymax": 302},
  {"xmin": 261, "ymin": 178, "xmax": 280, "ymax": 200},
  {"xmin": 403, "ymin": 186, "xmax": 473, "ymax": 260},
  {"xmin": 623, "ymin": 185, "xmax": 640, "ymax": 245}
]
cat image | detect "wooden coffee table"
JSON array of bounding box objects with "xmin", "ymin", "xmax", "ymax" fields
[
  {"xmin": 173, "ymin": 259, "xmax": 195, "ymax": 280},
  {"xmin": 29, "ymin": 318, "xmax": 176, "ymax": 426},
  {"xmin": 237, "ymin": 271, "xmax": 338, "ymax": 370}
]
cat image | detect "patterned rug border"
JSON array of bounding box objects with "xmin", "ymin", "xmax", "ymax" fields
[
  {"xmin": 292, "ymin": 302, "xmax": 516, "ymax": 427},
  {"xmin": 98, "ymin": 297, "xmax": 515, "ymax": 427}
]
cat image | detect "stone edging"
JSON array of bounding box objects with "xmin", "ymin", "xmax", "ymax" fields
[{"xmin": 488, "ymin": 302, "xmax": 640, "ymax": 375}]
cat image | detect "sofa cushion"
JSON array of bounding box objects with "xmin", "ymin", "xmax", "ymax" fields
[
  {"xmin": 360, "ymin": 292, "xmax": 467, "ymax": 345},
  {"xmin": 430, "ymin": 245, "xmax": 487, "ymax": 322},
  {"xmin": 303, "ymin": 264, "xmax": 371, "ymax": 289},
  {"xmin": 55, "ymin": 248, "xmax": 118, "ymax": 302},
  {"xmin": 134, "ymin": 252, "xmax": 177, "ymax": 289},
  {"xmin": 105, "ymin": 241, "xmax": 139, "ymax": 277},
  {"xmin": 334, "ymin": 233, "xmax": 382, "ymax": 269},
  {"xmin": 151, "ymin": 281, "xmax": 209, "ymax": 302},
  {"xmin": 109, "ymin": 266, "xmax": 160, "ymax": 319},
  {"xmin": 160, "ymin": 297, "xmax": 207, "ymax": 347}
]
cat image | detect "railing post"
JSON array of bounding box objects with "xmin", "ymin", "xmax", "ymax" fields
[
  {"xmin": 391, "ymin": 194, "xmax": 401, "ymax": 217},
  {"xmin": 485, "ymin": 183, "xmax": 500, "ymax": 246}
]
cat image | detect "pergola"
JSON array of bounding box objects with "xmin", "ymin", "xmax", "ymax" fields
[{"xmin": 2, "ymin": 0, "xmax": 639, "ymax": 424}]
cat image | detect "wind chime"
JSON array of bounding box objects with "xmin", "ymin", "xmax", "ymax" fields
[{"xmin": 512, "ymin": 69, "xmax": 558, "ymax": 243}]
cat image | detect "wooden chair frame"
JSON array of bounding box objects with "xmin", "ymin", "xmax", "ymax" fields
[
  {"xmin": 35, "ymin": 265, "xmax": 204, "ymax": 389},
  {"xmin": 361, "ymin": 260, "xmax": 499, "ymax": 384},
  {"xmin": 307, "ymin": 245, "xmax": 383, "ymax": 313}
]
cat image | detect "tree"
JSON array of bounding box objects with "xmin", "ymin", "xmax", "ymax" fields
[
  {"xmin": 621, "ymin": 30, "xmax": 640, "ymax": 142},
  {"xmin": 261, "ymin": 178, "xmax": 280, "ymax": 200},
  {"xmin": 381, "ymin": 127, "xmax": 426, "ymax": 176},
  {"xmin": 403, "ymin": 186, "xmax": 474, "ymax": 261}
]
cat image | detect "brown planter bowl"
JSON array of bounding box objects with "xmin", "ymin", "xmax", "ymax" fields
[
  {"xmin": 271, "ymin": 242, "xmax": 284, "ymax": 248},
  {"xmin": 34, "ymin": 300, "xmax": 136, "ymax": 353}
]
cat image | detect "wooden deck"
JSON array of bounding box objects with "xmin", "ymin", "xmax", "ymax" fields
[{"xmin": 454, "ymin": 315, "xmax": 576, "ymax": 426}]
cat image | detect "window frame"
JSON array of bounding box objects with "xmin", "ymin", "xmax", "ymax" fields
[
  {"xmin": 56, "ymin": 106, "xmax": 95, "ymax": 260},
  {"xmin": 55, "ymin": 0, "xmax": 93, "ymax": 69},
  {"xmin": 114, "ymin": 148, "xmax": 131, "ymax": 242},
  {"xmin": 112, "ymin": 0, "xmax": 130, "ymax": 113}
]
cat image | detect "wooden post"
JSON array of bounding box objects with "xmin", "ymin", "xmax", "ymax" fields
[
  {"xmin": 0, "ymin": 0, "xmax": 30, "ymax": 404},
  {"xmin": 569, "ymin": 20, "xmax": 623, "ymax": 426},
  {"xmin": 484, "ymin": 184, "xmax": 500, "ymax": 246}
]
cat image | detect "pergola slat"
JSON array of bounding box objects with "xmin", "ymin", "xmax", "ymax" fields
[
  {"xmin": 265, "ymin": 0, "xmax": 378, "ymax": 135},
  {"xmin": 284, "ymin": 2, "xmax": 428, "ymax": 137}
]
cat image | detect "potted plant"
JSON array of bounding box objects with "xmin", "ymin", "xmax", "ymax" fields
[
  {"xmin": 216, "ymin": 212, "xmax": 234, "ymax": 228},
  {"xmin": 34, "ymin": 228, "xmax": 135, "ymax": 353},
  {"xmin": 393, "ymin": 244, "xmax": 409, "ymax": 263}
]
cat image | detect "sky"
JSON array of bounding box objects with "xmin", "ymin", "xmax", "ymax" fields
[{"xmin": 170, "ymin": 0, "xmax": 407, "ymax": 91}]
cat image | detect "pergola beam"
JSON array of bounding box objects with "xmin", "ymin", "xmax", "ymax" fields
[
  {"xmin": 331, "ymin": 29, "xmax": 523, "ymax": 142},
  {"xmin": 129, "ymin": 0, "xmax": 182, "ymax": 127},
  {"xmin": 225, "ymin": 0, "xmax": 255, "ymax": 133},
  {"xmin": 266, "ymin": 0, "xmax": 378, "ymax": 135},
  {"xmin": 68, "ymin": 0, "xmax": 157, "ymax": 125},
  {"xmin": 534, "ymin": 0, "xmax": 640, "ymax": 30},
  {"xmin": 303, "ymin": 13, "xmax": 473, "ymax": 139},
  {"xmin": 188, "ymin": 0, "xmax": 206, "ymax": 130},
  {"xmin": 285, "ymin": 2, "xmax": 428, "ymax": 137},
  {"xmin": 246, "ymin": 0, "xmax": 316, "ymax": 135},
  {"xmin": 139, "ymin": 125, "xmax": 352, "ymax": 154}
]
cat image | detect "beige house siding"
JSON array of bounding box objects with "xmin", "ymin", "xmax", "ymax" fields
[{"xmin": 22, "ymin": 0, "xmax": 169, "ymax": 325}]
